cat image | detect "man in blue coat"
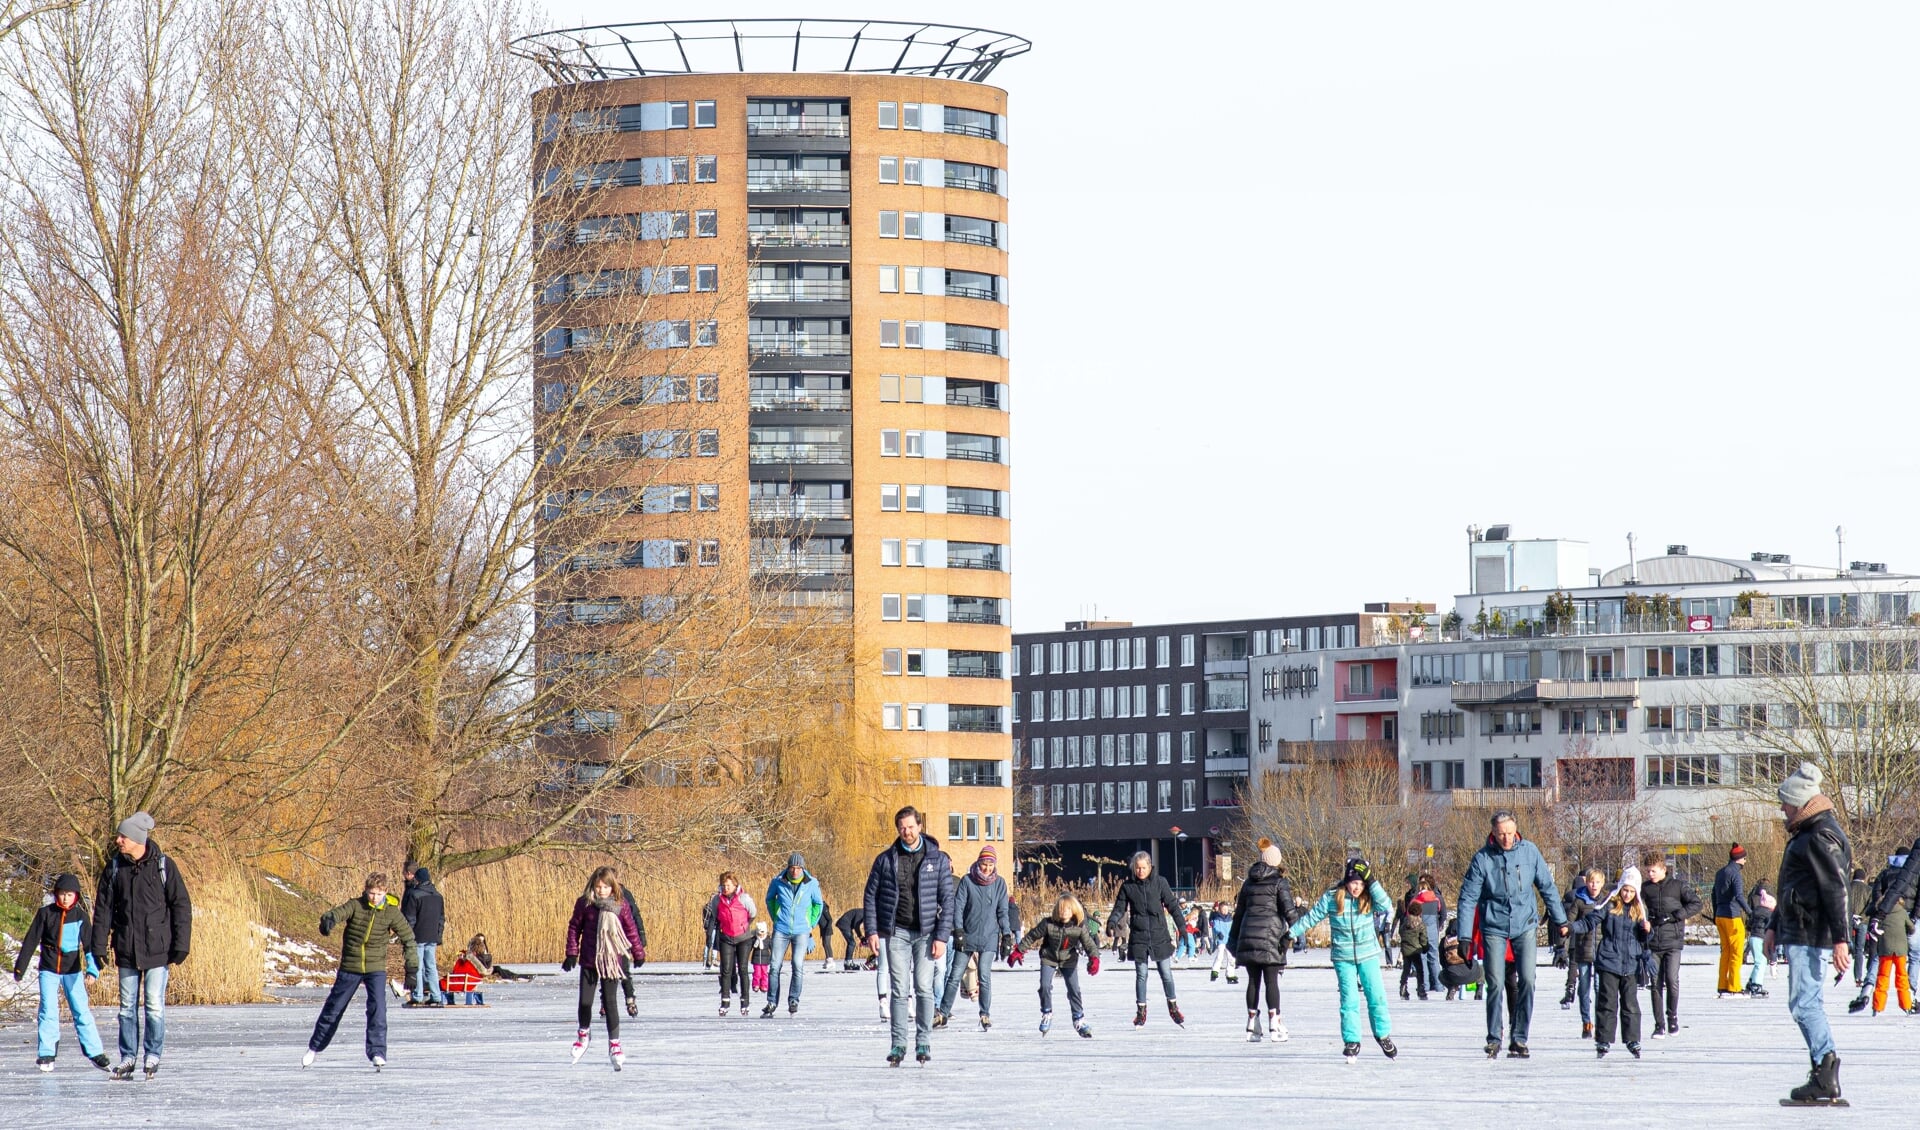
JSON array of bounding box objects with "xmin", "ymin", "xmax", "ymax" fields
[
  {"xmin": 1456, "ymin": 810, "xmax": 1567, "ymax": 1058},
  {"xmin": 863, "ymin": 806, "xmax": 955, "ymax": 1065},
  {"xmin": 762, "ymin": 853, "xmax": 823, "ymax": 1017}
]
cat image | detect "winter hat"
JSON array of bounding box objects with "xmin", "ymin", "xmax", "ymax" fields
[
  {"xmin": 1619, "ymin": 866, "xmax": 1643, "ymax": 895},
  {"xmin": 976, "ymin": 845, "xmax": 996, "ymax": 864},
  {"xmin": 787, "ymin": 851, "xmax": 806, "ymax": 870},
  {"xmin": 1258, "ymin": 837, "xmax": 1283, "ymax": 868},
  {"xmin": 1729, "ymin": 844, "xmax": 1746, "ymax": 862},
  {"xmin": 414, "ymin": 867, "xmax": 431, "ymax": 884},
  {"xmin": 1778, "ymin": 761, "xmax": 1823, "ymax": 807},
  {"xmin": 52, "ymin": 873, "xmax": 82, "ymax": 896},
  {"xmin": 1341, "ymin": 860, "xmax": 1369, "ymax": 886},
  {"xmin": 116, "ymin": 811, "xmax": 155, "ymax": 846}
]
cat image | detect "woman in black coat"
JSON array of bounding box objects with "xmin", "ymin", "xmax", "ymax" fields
[
  {"xmin": 1106, "ymin": 852, "xmax": 1185, "ymax": 1026},
  {"xmin": 1226, "ymin": 838, "xmax": 1295, "ymax": 1042}
]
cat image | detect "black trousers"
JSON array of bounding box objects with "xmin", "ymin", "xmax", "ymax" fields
[
  {"xmin": 718, "ymin": 935, "xmax": 753, "ymax": 1002},
  {"xmin": 1243, "ymin": 963, "xmax": 1282, "ymax": 1011},
  {"xmin": 1649, "ymin": 949, "xmax": 1682, "ymax": 1027},
  {"xmin": 817, "ymin": 927, "xmax": 833, "ymax": 962},
  {"xmin": 577, "ymin": 969, "xmax": 620, "ymax": 1038},
  {"xmin": 1594, "ymin": 969, "xmax": 1641, "ymax": 1046}
]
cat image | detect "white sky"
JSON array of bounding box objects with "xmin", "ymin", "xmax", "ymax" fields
[{"xmin": 547, "ymin": 2, "xmax": 1920, "ymax": 630}]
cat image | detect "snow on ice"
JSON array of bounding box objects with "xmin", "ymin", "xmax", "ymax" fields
[{"xmin": 0, "ymin": 954, "xmax": 1908, "ymax": 1127}]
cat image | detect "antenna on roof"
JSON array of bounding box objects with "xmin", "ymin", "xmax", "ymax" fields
[{"xmin": 1836, "ymin": 526, "xmax": 1845, "ymax": 575}]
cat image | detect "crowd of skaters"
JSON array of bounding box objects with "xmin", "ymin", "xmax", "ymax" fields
[{"xmin": 10, "ymin": 765, "xmax": 1920, "ymax": 1105}]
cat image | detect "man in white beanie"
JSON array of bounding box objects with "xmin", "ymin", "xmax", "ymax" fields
[{"xmin": 1770, "ymin": 762, "xmax": 1852, "ymax": 1106}]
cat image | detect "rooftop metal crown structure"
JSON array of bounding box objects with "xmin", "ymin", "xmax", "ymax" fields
[{"xmin": 512, "ymin": 18, "xmax": 1031, "ymax": 84}]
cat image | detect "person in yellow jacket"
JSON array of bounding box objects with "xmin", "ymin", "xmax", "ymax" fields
[{"xmin": 304, "ymin": 873, "xmax": 418, "ymax": 1070}]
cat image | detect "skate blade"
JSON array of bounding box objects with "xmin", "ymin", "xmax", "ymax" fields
[{"xmin": 1780, "ymin": 1099, "xmax": 1848, "ymax": 1107}]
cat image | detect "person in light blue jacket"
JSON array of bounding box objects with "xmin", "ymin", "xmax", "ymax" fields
[
  {"xmin": 1289, "ymin": 859, "xmax": 1396, "ymax": 1061},
  {"xmin": 1455, "ymin": 810, "xmax": 1568, "ymax": 1058},
  {"xmin": 762, "ymin": 853, "xmax": 824, "ymax": 1017}
]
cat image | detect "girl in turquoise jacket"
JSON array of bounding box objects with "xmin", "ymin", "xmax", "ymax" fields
[{"xmin": 1289, "ymin": 859, "xmax": 1397, "ymax": 1061}]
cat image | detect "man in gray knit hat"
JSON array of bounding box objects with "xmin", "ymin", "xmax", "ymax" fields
[
  {"xmin": 90, "ymin": 811, "xmax": 192, "ymax": 1079},
  {"xmin": 1770, "ymin": 762, "xmax": 1851, "ymax": 1106}
]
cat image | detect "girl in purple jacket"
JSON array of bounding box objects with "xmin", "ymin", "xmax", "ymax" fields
[{"xmin": 565, "ymin": 866, "xmax": 644, "ymax": 1070}]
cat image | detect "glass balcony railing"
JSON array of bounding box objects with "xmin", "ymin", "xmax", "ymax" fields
[
  {"xmin": 747, "ymin": 497, "xmax": 853, "ymax": 521},
  {"xmin": 746, "ymin": 116, "xmax": 851, "ymax": 138},
  {"xmin": 749, "ymin": 333, "xmax": 851, "ymax": 357},
  {"xmin": 748, "ymin": 170, "xmax": 850, "ymax": 192},
  {"xmin": 948, "ymin": 603, "xmax": 1003, "ymax": 625},
  {"xmin": 948, "ymin": 549, "xmax": 1003, "ymax": 571},
  {"xmin": 748, "ymin": 442, "xmax": 850, "ymax": 464},
  {"xmin": 748, "ymin": 389, "xmax": 852, "ymax": 412},
  {"xmin": 748, "ymin": 279, "xmax": 852, "ymax": 303},
  {"xmin": 748, "ymin": 224, "xmax": 851, "ymax": 248}
]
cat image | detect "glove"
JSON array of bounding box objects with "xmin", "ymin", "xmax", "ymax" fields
[
  {"xmin": 168, "ymin": 950, "xmax": 188, "ymax": 966},
  {"xmin": 405, "ymin": 965, "xmax": 419, "ymax": 985},
  {"xmin": 633, "ymin": 947, "xmax": 646, "ymax": 969},
  {"xmin": 999, "ymin": 933, "xmax": 1014, "ymax": 957},
  {"xmin": 1087, "ymin": 954, "xmax": 1101, "ymax": 976},
  {"xmin": 1865, "ymin": 918, "xmax": 1885, "ymax": 942},
  {"xmin": 561, "ymin": 956, "xmax": 577, "ymax": 973},
  {"xmin": 319, "ymin": 912, "xmax": 336, "ymax": 936},
  {"xmin": 1551, "ymin": 947, "xmax": 1568, "ymax": 969},
  {"xmin": 1008, "ymin": 947, "xmax": 1025, "ymax": 965}
]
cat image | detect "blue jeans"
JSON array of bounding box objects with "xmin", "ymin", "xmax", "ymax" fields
[
  {"xmin": 1743, "ymin": 935, "xmax": 1769, "ymax": 989},
  {"xmin": 1480, "ymin": 930, "xmax": 1538, "ymax": 1044},
  {"xmin": 414, "ymin": 944, "xmax": 439, "ymax": 1003},
  {"xmin": 767, "ymin": 931, "xmax": 806, "ymax": 1008},
  {"xmin": 1421, "ymin": 915, "xmax": 1443, "ymax": 990},
  {"xmin": 885, "ymin": 930, "xmax": 938, "ymax": 1049},
  {"xmin": 1784, "ymin": 944, "xmax": 1834, "ymax": 1062},
  {"xmin": 938, "ymin": 950, "xmax": 991, "ymax": 1016},
  {"xmin": 1909, "ymin": 933, "xmax": 1920, "ymax": 1000},
  {"xmin": 309, "ymin": 970, "xmax": 389, "ymax": 1061},
  {"xmin": 1039, "ymin": 961, "xmax": 1084, "ymax": 1020},
  {"xmin": 1134, "ymin": 957, "xmax": 1177, "ymax": 1005},
  {"xmin": 116, "ymin": 966, "xmax": 167, "ymax": 1063},
  {"xmin": 1574, "ymin": 962, "xmax": 1597, "ymax": 1023},
  {"xmin": 37, "ymin": 969, "xmax": 104, "ymax": 1059}
]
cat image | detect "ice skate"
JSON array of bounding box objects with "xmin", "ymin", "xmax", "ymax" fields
[
  {"xmin": 1343, "ymin": 1042, "xmax": 1359, "ymax": 1062},
  {"xmin": 1075, "ymin": 1021, "xmax": 1093, "ymax": 1038},
  {"xmin": 1484, "ymin": 1038, "xmax": 1501, "ymax": 1059},
  {"xmin": 1039, "ymin": 1011, "xmax": 1052, "ymax": 1035},
  {"xmin": 1627, "ymin": 1043, "xmax": 1642, "ymax": 1059},
  {"xmin": 89, "ymin": 1054, "xmax": 110, "ymax": 1071},
  {"xmin": 1377, "ymin": 1036, "xmax": 1397, "ymax": 1059},
  {"xmin": 1267, "ymin": 1011, "xmax": 1288, "ymax": 1042},
  {"xmin": 111, "ymin": 1059, "xmax": 137, "ymax": 1080},
  {"xmin": 720, "ymin": 999, "xmax": 730, "ymax": 1017},
  {"xmin": 1167, "ymin": 1000, "xmax": 1184, "ymax": 1027},
  {"xmin": 608, "ymin": 1040, "xmax": 623, "ymax": 1071},
  {"xmin": 569, "ymin": 1028, "xmax": 590, "ymax": 1064},
  {"xmin": 143, "ymin": 1057, "xmax": 160, "ymax": 1080},
  {"xmin": 877, "ymin": 995, "xmax": 888, "ymax": 1020},
  {"xmin": 1133, "ymin": 1003, "xmax": 1147, "ymax": 1027},
  {"xmin": 915, "ymin": 1044, "xmax": 930, "ymax": 1065},
  {"xmin": 301, "ymin": 1050, "xmax": 316, "ymax": 1068},
  {"xmin": 1507, "ymin": 1041, "xmax": 1529, "ymax": 1059},
  {"xmin": 1246, "ymin": 1010, "xmax": 1261, "ymax": 1042},
  {"xmin": 36, "ymin": 1056, "xmax": 52, "ymax": 1073},
  {"xmin": 1782, "ymin": 1053, "xmax": 1846, "ymax": 1106},
  {"xmin": 887, "ymin": 1046, "xmax": 906, "ymax": 1066},
  {"xmin": 370, "ymin": 1056, "xmax": 384, "ymax": 1072},
  {"xmin": 932, "ymin": 1011, "xmax": 949, "ymax": 1029},
  {"xmin": 979, "ymin": 1014, "xmax": 991, "ymax": 1031},
  {"xmin": 1596, "ymin": 1043, "xmax": 1608, "ymax": 1058},
  {"xmin": 738, "ymin": 1001, "xmax": 750, "ymax": 1017}
]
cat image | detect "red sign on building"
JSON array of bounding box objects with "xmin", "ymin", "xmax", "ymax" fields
[{"xmin": 1687, "ymin": 615, "xmax": 1713, "ymax": 633}]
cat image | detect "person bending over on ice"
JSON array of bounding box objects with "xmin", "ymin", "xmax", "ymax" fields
[
  {"xmin": 1015, "ymin": 895, "xmax": 1098, "ymax": 1037},
  {"xmin": 14, "ymin": 873, "xmax": 110, "ymax": 1072},
  {"xmin": 564, "ymin": 866, "xmax": 644, "ymax": 1070},
  {"xmin": 1568, "ymin": 866, "xmax": 1651, "ymax": 1059},
  {"xmin": 1288, "ymin": 859, "xmax": 1396, "ymax": 1062},
  {"xmin": 1106, "ymin": 852, "xmax": 1186, "ymax": 1028},
  {"xmin": 305, "ymin": 873, "xmax": 417, "ymax": 1071}
]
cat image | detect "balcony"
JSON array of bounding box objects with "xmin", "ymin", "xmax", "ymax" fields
[
  {"xmin": 746, "ymin": 116, "xmax": 850, "ymax": 138},
  {"xmin": 1205, "ymin": 797, "xmax": 1243, "ymax": 810},
  {"xmin": 944, "ymin": 120, "xmax": 997, "ymax": 140},
  {"xmin": 949, "ymin": 707, "xmax": 1003, "ymax": 734},
  {"xmin": 1204, "ymin": 681, "xmax": 1249, "ymax": 712},
  {"xmin": 1204, "ymin": 755, "xmax": 1250, "ymax": 778},
  {"xmin": 1450, "ymin": 679, "xmax": 1640, "ymax": 707},
  {"xmin": 747, "ymin": 170, "xmax": 851, "ymax": 193},
  {"xmin": 945, "ymin": 228, "xmax": 998, "ymax": 248},
  {"xmin": 944, "ymin": 283, "xmax": 999, "ymax": 302},
  {"xmin": 946, "ymin": 500, "xmax": 1001, "ymax": 517},
  {"xmin": 947, "ymin": 548, "xmax": 1003, "ymax": 571},
  {"xmin": 747, "ymin": 497, "xmax": 853, "ymax": 521},
  {"xmin": 748, "ymin": 442, "xmax": 850, "ymax": 465},
  {"xmin": 945, "ymin": 387, "xmax": 1002, "ymax": 410},
  {"xmin": 948, "ymin": 603, "xmax": 1003, "ymax": 625},
  {"xmin": 948, "ymin": 759, "xmax": 1006, "ymax": 788},
  {"xmin": 749, "ymin": 333, "xmax": 850, "ymax": 358},
  {"xmin": 943, "ymin": 173, "xmax": 998, "ymax": 193},
  {"xmin": 748, "ymin": 389, "xmax": 852, "ymax": 412},
  {"xmin": 948, "ymin": 658, "xmax": 1005, "ymax": 680},
  {"xmin": 947, "ymin": 446, "xmax": 1000, "ymax": 464},
  {"xmin": 748, "ymin": 224, "xmax": 851, "ymax": 249},
  {"xmin": 1449, "ymin": 787, "xmax": 1551, "ymax": 808},
  {"xmin": 946, "ymin": 337, "xmax": 998, "ymax": 356},
  {"xmin": 1334, "ymin": 683, "xmax": 1399, "ymax": 705},
  {"xmin": 749, "ymin": 553, "xmax": 851, "ymax": 576},
  {"xmin": 1204, "ymin": 657, "xmax": 1248, "ymax": 677},
  {"xmin": 748, "ymin": 279, "xmax": 851, "ymax": 303}
]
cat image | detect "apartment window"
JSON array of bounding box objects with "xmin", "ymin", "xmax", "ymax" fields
[
  {"xmin": 902, "ymin": 102, "xmax": 922, "ymax": 130},
  {"xmin": 1099, "ymin": 687, "xmax": 1114, "ymax": 719},
  {"xmin": 1158, "ymin": 780, "xmax": 1172, "ymax": 813},
  {"xmin": 904, "ymin": 484, "xmax": 923, "ymax": 511},
  {"xmin": 879, "ymin": 157, "xmax": 898, "ymax": 184},
  {"xmin": 668, "ymin": 156, "xmax": 690, "ymax": 183},
  {"xmin": 948, "ymin": 813, "xmax": 963, "ymax": 840},
  {"xmin": 668, "ymin": 101, "xmax": 689, "ymax": 128},
  {"xmin": 1157, "ymin": 732, "xmax": 1172, "ymax": 764},
  {"xmin": 1180, "ymin": 683, "xmax": 1195, "ymax": 714},
  {"xmin": 1644, "ymin": 706, "xmax": 1674, "ymax": 732},
  {"xmin": 694, "ymin": 321, "xmax": 718, "ymax": 347},
  {"xmin": 902, "ymin": 266, "xmax": 922, "ymax": 293},
  {"xmin": 881, "ymin": 594, "xmax": 901, "ymax": 621},
  {"xmin": 1100, "ymin": 735, "xmax": 1115, "ymax": 766},
  {"xmin": 1134, "ymin": 781, "xmax": 1148, "ymax": 811},
  {"xmin": 695, "ymin": 484, "xmax": 719, "ymax": 511},
  {"xmin": 904, "ymin": 539, "xmax": 925, "ymax": 567},
  {"xmin": 1134, "ymin": 637, "xmax": 1147, "ymax": 669},
  {"xmin": 903, "ymin": 430, "xmax": 923, "ymax": 457},
  {"xmin": 696, "ymin": 430, "xmax": 719, "ymax": 456},
  {"xmin": 1181, "ymin": 732, "xmax": 1195, "ymax": 763},
  {"xmin": 878, "ymin": 102, "xmax": 898, "ymax": 129},
  {"xmin": 906, "ymin": 704, "xmax": 925, "ymax": 731},
  {"xmin": 1114, "ymin": 687, "xmax": 1130, "ymax": 717},
  {"xmin": 1066, "ymin": 736, "xmax": 1079, "ymax": 767},
  {"xmin": 902, "ymin": 212, "xmax": 922, "ymax": 239},
  {"xmin": 880, "ymin": 538, "xmax": 901, "ymax": 566},
  {"xmin": 903, "ymin": 322, "xmax": 923, "ymax": 349},
  {"xmin": 1029, "ymin": 691, "xmax": 1043, "ymax": 720},
  {"xmin": 880, "ymin": 429, "xmax": 900, "ymax": 455},
  {"xmin": 1031, "ymin": 643, "xmax": 1045, "ymax": 674},
  {"xmin": 695, "ymin": 374, "xmax": 719, "ymax": 402},
  {"xmin": 879, "ymin": 265, "xmax": 899, "ymax": 293},
  {"xmin": 1064, "ymin": 644, "xmax": 1078, "ymax": 674},
  {"xmin": 1100, "ymin": 639, "xmax": 1114, "ymax": 671},
  {"xmin": 1049, "ymin": 784, "xmax": 1062, "ymax": 815},
  {"xmin": 880, "ymin": 320, "xmax": 900, "ymax": 347},
  {"xmin": 1182, "ymin": 780, "xmax": 1196, "ymax": 811},
  {"xmin": 965, "ymin": 813, "xmax": 979, "ymax": 840},
  {"xmin": 1081, "ymin": 687, "xmax": 1095, "ymax": 719},
  {"xmin": 695, "ymin": 265, "xmax": 718, "ymax": 292},
  {"xmin": 1647, "ymin": 753, "xmax": 1721, "ymax": 789},
  {"xmin": 882, "ymin": 703, "xmax": 901, "ymax": 730},
  {"xmin": 904, "ymin": 649, "xmax": 924, "ymax": 675},
  {"xmin": 882, "ymin": 648, "xmax": 903, "ymax": 676},
  {"xmin": 1133, "ymin": 685, "xmax": 1148, "ymax": 718},
  {"xmin": 1157, "ymin": 636, "xmax": 1170, "ymax": 667},
  {"xmin": 1048, "ymin": 691, "xmax": 1062, "ymax": 723},
  {"xmin": 1133, "ymin": 733, "xmax": 1149, "ymax": 765},
  {"xmin": 1083, "ymin": 640, "xmax": 1097, "ymax": 669},
  {"xmin": 879, "ymin": 211, "xmax": 899, "ymax": 238},
  {"xmin": 1115, "ymin": 777, "xmax": 1129, "ymax": 812},
  {"xmin": 1101, "ymin": 782, "xmax": 1116, "ymax": 814},
  {"xmin": 905, "ymin": 595, "xmax": 925, "ymax": 621},
  {"xmin": 1412, "ymin": 761, "xmax": 1467, "ymax": 791},
  {"xmin": 695, "ymin": 156, "xmax": 717, "ymax": 182},
  {"xmin": 881, "ymin": 484, "xmax": 900, "ymax": 511},
  {"xmin": 697, "ymin": 539, "xmax": 718, "ymax": 566},
  {"xmin": 1155, "ymin": 685, "xmax": 1170, "ymax": 715},
  {"xmin": 901, "ymin": 158, "xmax": 922, "ymax": 185},
  {"xmin": 1180, "ymin": 634, "xmax": 1195, "ymax": 666},
  {"xmin": 693, "ymin": 101, "xmax": 716, "ymax": 128},
  {"xmin": 1030, "ymin": 784, "xmax": 1043, "ymax": 812},
  {"xmin": 692, "ymin": 210, "xmax": 717, "ymax": 238}
]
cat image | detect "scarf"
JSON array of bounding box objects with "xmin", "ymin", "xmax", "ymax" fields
[
  {"xmin": 968, "ymin": 861, "xmax": 995, "ymax": 885},
  {"xmin": 1789, "ymin": 793, "xmax": 1835, "ymax": 831},
  {"xmin": 593, "ymin": 897, "xmax": 631, "ymax": 979}
]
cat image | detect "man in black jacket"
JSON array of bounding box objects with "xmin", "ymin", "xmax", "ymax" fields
[
  {"xmin": 1770, "ymin": 762, "xmax": 1851, "ymax": 1106},
  {"xmin": 401, "ymin": 867, "xmax": 446, "ymax": 1007},
  {"xmin": 1638, "ymin": 852, "xmax": 1701, "ymax": 1037},
  {"xmin": 90, "ymin": 812, "xmax": 192, "ymax": 1079}
]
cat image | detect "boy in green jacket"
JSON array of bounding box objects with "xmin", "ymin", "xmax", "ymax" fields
[{"xmin": 303, "ymin": 873, "xmax": 418, "ymax": 1070}]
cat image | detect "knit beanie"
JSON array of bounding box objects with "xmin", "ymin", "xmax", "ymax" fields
[
  {"xmin": 1342, "ymin": 860, "xmax": 1368, "ymax": 886},
  {"xmin": 53, "ymin": 873, "xmax": 82, "ymax": 896},
  {"xmin": 1778, "ymin": 761, "xmax": 1823, "ymax": 807},
  {"xmin": 1258, "ymin": 837, "xmax": 1282, "ymax": 868},
  {"xmin": 1729, "ymin": 843, "xmax": 1746, "ymax": 862},
  {"xmin": 787, "ymin": 851, "xmax": 806, "ymax": 870},
  {"xmin": 976, "ymin": 844, "xmax": 996, "ymax": 864},
  {"xmin": 117, "ymin": 811, "xmax": 155, "ymax": 846},
  {"xmin": 1619, "ymin": 866, "xmax": 1643, "ymax": 894}
]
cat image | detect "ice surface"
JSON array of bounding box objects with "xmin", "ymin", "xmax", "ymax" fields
[{"xmin": 0, "ymin": 953, "xmax": 1907, "ymax": 1126}]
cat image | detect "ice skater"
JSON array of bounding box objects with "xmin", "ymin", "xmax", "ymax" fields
[
  {"xmin": 304, "ymin": 873, "xmax": 417, "ymax": 1070},
  {"xmin": 1015, "ymin": 895, "xmax": 1098, "ymax": 1038},
  {"xmin": 563, "ymin": 866, "xmax": 644, "ymax": 1071},
  {"xmin": 1106, "ymin": 851, "xmax": 1185, "ymax": 1028},
  {"xmin": 1289, "ymin": 859, "xmax": 1396, "ymax": 1061},
  {"xmin": 13, "ymin": 873, "xmax": 110, "ymax": 1072},
  {"xmin": 1567, "ymin": 865, "xmax": 1650, "ymax": 1058},
  {"xmin": 1770, "ymin": 762, "xmax": 1852, "ymax": 1106},
  {"xmin": 1227, "ymin": 838, "xmax": 1294, "ymax": 1042}
]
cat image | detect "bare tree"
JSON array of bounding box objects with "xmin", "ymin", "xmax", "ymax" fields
[
  {"xmin": 1547, "ymin": 736, "xmax": 1653, "ymax": 874},
  {"xmin": 1239, "ymin": 741, "xmax": 1437, "ymax": 893}
]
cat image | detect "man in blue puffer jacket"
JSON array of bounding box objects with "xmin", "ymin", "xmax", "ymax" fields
[
  {"xmin": 762, "ymin": 853, "xmax": 824, "ymax": 1018},
  {"xmin": 1456, "ymin": 810, "xmax": 1567, "ymax": 1058},
  {"xmin": 863, "ymin": 806, "xmax": 956, "ymax": 1065}
]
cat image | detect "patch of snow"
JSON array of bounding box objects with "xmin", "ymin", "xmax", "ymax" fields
[{"xmin": 264, "ymin": 875, "xmax": 300, "ymax": 898}]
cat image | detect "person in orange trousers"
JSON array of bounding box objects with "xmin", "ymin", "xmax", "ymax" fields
[{"xmin": 1711, "ymin": 845, "xmax": 1751, "ymax": 995}]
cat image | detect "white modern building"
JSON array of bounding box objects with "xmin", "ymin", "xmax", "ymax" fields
[{"xmin": 1250, "ymin": 528, "xmax": 1920, "ymax": 847}]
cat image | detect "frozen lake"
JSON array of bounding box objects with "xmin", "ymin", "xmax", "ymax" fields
[{"xmin": 0, "ymin": 953, "xmax": 1908, "ymax": 1126}]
